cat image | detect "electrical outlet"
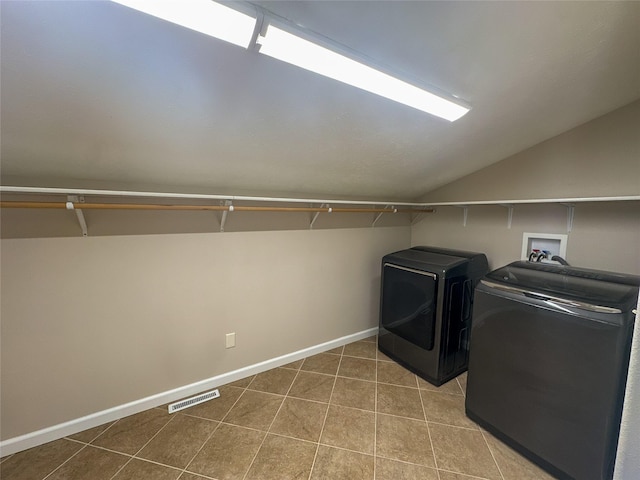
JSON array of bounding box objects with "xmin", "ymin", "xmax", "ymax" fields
[{"xmin": 225, "ymin": 332, "xmax": 236, "ymax": 349}]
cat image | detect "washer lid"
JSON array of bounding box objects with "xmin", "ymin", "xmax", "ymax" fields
[{"xmin": 486, "ymin": 261, "xmax": 640, "ymax": 311}]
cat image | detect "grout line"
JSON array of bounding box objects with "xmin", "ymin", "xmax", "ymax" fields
[
  {"xmin": 69, "ymin": 416, "xmax": 120, "ymax": 445},
  {"xmin": 240, "ymin": 362, "xmax": 305, "ymax": 480},
  {"xmin": 478, "ymin": 428, "xmax": 506, "ymax": 480},
  {"xmin": 114, "ymin": 456, "xmax": 186, "ymax": 478},
  {"xmin": 180, "ymin": 418, "xmax": 223, "ymax": 478},
  {"xmin": 64, "ymin": 420, "xmax": 118, "ymax": 445},
  {"xmin": 437, "ymin": 467, "xmax": 493, "ymax": 479},
  {"xmin": 306, "ymin": 347, "xmax": 344, "ymax": 480},
  {"xmin": 420, "ymin": 387, "xmax": 466, "ymax": 397},
  {"xmin": 426, "ymin": 420, "xmax": 482, "ymax": 432},
  {"xmin": 178, "ymin": 472, "xmax": 217, "ymax": 480},
  {"xmin": 64, "ymin": 442, "xmax": 132, "ymax": 457},
  {"xmin": 211, "ymin": 420, "xmax": 270, "ymax": 436},
  {"xmin": 219, "ymin": 384, "xmax": 262, "ymax": 425},
  {"xmin": 373, "ymin": 337, "xmax": 379, "ymax": 479},
  {"xmin": 341, "ymin": 353, "xmax": 376, "ymax": 360},
  {"xmin": 326, "ymin": 375, "xmax": 377, "ymax": 384},
  {"xmin": 316, "ymin": 442, "xmax": 375, "ymax": 459},
  {"xmin": 376, "ymin": 380, "xmax": 422, "ymax": 390},
  {"xmin": 457, "ymin": 373, "xmax": 466, "ymax": 397},
  {"xmin": 42, "ymin": 444, "xmax": 89, "ymax": 480},
  {"xmin": 108, "ymin": 454, "xmax": 134, "ymax": 479},
  {"xmin": 375, "ymin": 452, "xmax": 439, "ymax": 469},
  {"xmin": 63, "ymin": 437, "xmax": 91, "ymax": 447},
  {"xmin": 130, "ymin": 412, "xmax": 176, "ymax": 457},
  {"xmin": 107, "ymin": 413, "xmax": 178, "ymax": 480},
  {"xmin": 266, "ymin": 431, "xmax": 320, "ymax": 446},
  {"xmin": 418, "ymin": 374, "xmax": 441, "ymax": 480}
]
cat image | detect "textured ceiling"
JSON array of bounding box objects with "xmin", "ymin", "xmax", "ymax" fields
[{"xmin": 1, "ymin": 1, "xmax": 639, "ymax": 201}]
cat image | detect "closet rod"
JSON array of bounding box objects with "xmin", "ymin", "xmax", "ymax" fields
[
  {"xmin": 0, "ymin": 201, "xmax": 434, "ymax": 214},
  {"xmin": 0, "ymin": 186, "xmax": 425, "ymax": 207}
]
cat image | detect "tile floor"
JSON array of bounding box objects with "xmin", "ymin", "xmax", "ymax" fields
[{"xmin": 0, "ymin": 336, "xmax": 557, "ymax": 480}]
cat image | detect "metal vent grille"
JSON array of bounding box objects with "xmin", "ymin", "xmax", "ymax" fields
[{"xmin": 168, "ymin": 389, "xmax": 220, "ymax": 414}]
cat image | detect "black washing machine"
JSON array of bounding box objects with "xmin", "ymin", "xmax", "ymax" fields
[
  {"xmin": 466, "ymin": 261, "xmax": 639, "ymax": 480},
  {"xmin": 378, "ymin": 246, "xmax": 488, "ymax": 385}
]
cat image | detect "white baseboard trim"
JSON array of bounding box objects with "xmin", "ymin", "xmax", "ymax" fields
[{"xmin": 0, "ymin": 327, "xmax": 378, "ymax": 457}]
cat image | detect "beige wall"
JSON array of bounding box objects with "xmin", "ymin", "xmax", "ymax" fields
[
  {"xmin": 411, "ymin": 202, "xmax": 640, "ymax": 274},
  {"xmin": 420, "ymin": 100, "xmax": 640, "ymax": 203},
  {"xmin": 0, "ymin": 226, "xmax": 410, "ymax": 440},
  {"xmin": 413, "ymin": 99, "xmax": 640, "ymax": 274}
]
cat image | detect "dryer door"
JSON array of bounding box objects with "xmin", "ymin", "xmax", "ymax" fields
[{"xmin": 381, "ymin": 263, "xmax": 438, "ymax": 350}]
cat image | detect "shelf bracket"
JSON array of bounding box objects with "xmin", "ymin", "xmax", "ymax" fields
[
  {"xmin": 220, "ymin": 200, "xmax": 232, "ymax": 232},
  {"xmin": 66, "ymin": 195, "xmax": 88, "ymax": 237},
  {"xmin": 456, "ymin": 205, "xmax": 469, "ymax": 227},
  {"xmin": 371, "ymin": 205, "xmax": 390, "ymax": 227},
  {"xmin": 310, "ymin": 203, "xmax": 327, "ymax": 229},
  {"xmin": 411, "ymin": 206, "xmax": 435, "ymax": 225},
  {"xmin": 499, "ymin": 204, "xmax": 514, "ymax": 229},
  {"xmin": 561, "ymin": 203, "xmax": 575, "ymax": 232}
]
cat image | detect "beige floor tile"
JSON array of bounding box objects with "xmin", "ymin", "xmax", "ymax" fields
[
  {"xmin": 331, "ymin": 377, "xmax": 376, "ymax": 411},
  {"xmin": 46, "ymin": 446, "xmax": 129, "ymax": 480},
  {"xmin": 377, "ymin": 361, "xmax": 418, "ymax": 387},
  {"xmin": 343, "ymin": 340, "xmax": 377, "ymax": 359},
  {"xmin": 183, "ymin": 385, "xmax": 244, "ymax": 421},
  {"xmin": 418, "ymin": 376, "xmax": 464, "ymax": 395},
  {"xmin": 361, "ymin": 335, "xmax": 377, "ymax": 343},
  {"xmin": 377, "ymin": 350, "xmax": 394, "ymax": 362},
  {"xmin": 187, "ymin": 423, "xmax": 265, "ymax": 480},
  {"xmin": 375, "ymin": 457, "xmax": 439, "ymax": 480},
  {"xmin": 376, "ymin": 414, "xmax": 435, "ymax": 467},
  {"xmin": 483, "ymin": 431, "xmax": 556, "ymax": 480},
  {"xmin": 227, "ymin": 375, "xmax": 254, "ymax": 388},
  {"xmin": 338, "ymin": 356, "xmax": 376, "ymax": 381},
  {"xmin": 457, "ymin": 372, "xmax": 468, "ymax": 395},
  {"xmin": 420, "ymin": 390, "xmax": 478, "ymax": 428},
  {"xmin": 438, "ymin": 471, "xmax": 491, "ymax": 480},
  {"xmin": 377, "ymin": 383, "xmax": 425, "ymax": 420},
  {"xmin": 67, "ymin": 422, "xmax": 115, "ymax": 443},
  {"xmin": 288, "ymin": 371, "xmax": 335, "ymax": 402},
  {"xmin": 429, "ymin": 423, "xmax": 501, "ymax": 480},
  {"xmin": 0, "ymin": 438, "xmax": 83, "ymax": 480},
  {"xmin": 178, "ymin": 473, "xmax": 209, "ymax": 480},
  {"xmin": 91, "ymin": 409, "xmax": 171, "ymax": 455},
  {"xmin": 223, "ymin": 389, "xmax": 284, "ymax": 431},
  {"xmin": 112, "ymin": 458, "xmax": 182, "ymax": 479},
  {"xmin": 269, "ymin": 398, "xmax": 328, "ymax": 442},
  {"xmin": 301, "ymin": 353, "xmax": 341, "ymax": 375},
  {"xmin": 281, "ymin": 359, "xmax": 304, "ymax": 370},
  {"xmin": 245, "ymin": 434, "xmax": 316, "ymax": 480},
  {"xmin": 137, "ymin": 414, "xmax": 218, "ymax": 468},
  {"xmin": 5, "ymin": 344, "xmax": 559, "ymax": 480},
  {"xmin": 320, "ymin": 404, "xmax": 375, "ymax": 454},
  {"xmin": 326, "ymin": 346, "xmax": 344, "ymax": 355},
  {"xmin": 310, "ymin": 445, "xmax": 374, "ymax": 480},
  {"xmin": 248, "ymin": 367, "xmax": 297, "ymax": 395}
]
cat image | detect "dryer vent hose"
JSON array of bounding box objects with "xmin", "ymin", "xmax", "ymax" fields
[{"xmin": 551, "ymin": 255, "xmax": 570, "ymax": 265}]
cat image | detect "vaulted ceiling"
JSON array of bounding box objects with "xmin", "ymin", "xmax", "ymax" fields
[{"xmin": 2, "ymin": 1, "xmax": 639, "ymax": 201}]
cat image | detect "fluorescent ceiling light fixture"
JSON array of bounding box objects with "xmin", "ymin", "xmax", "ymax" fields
[
  {"xmin": 257, "ymin": 25, "xmax": 470, "ymax": 121},
  {"xmin": 111, "ymin": 0, "xmax": 256, "ymax": 48}
]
